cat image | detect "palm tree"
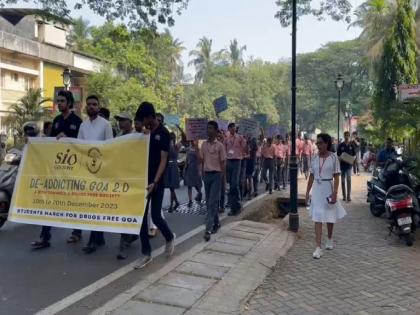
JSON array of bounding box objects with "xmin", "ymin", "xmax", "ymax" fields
[
  {"xmin": 69, "ymin": 17, "xmax": 92, "ymax": 51},
  {"xmin": 349, "ymin": 0, "xmax": 395, "ymax": 60},
  {"xmin": 188, "ymin": 37, "xmax": 214, "ymax": 84},
  {"xmin": 6, "ymin": 88, "xmax": 51, "ymax": 137},
  {"xmin": 228, "ymin": 39, "xmax": 247, "ymax": 66},
  {"xmin": 163, "ymin": 29, "xmax": 186, "ymax": 83}
]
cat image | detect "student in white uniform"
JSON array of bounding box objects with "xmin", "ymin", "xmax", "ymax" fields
[
  {"xmin": 305, "ymin": 133, "xmax": 346, "ymax": 259},
  {"xmin": 78, "ymin": 95, "xmax": 113, "ymax": 254}
]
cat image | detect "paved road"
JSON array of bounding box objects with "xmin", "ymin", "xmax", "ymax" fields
[
  {"xmin": 0, "ymin": 185, "xmax": 204, "ymax": 315},
  {"xmin": 245, "ymin": 174, "xmax": 420, "ymax": 315}
]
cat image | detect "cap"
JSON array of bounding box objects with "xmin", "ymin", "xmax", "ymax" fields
[{"xmin": 114, "ymin": 112, "xmax": 132, "ymax": 121}]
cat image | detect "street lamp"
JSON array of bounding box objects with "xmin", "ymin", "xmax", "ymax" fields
[
  {"xmin": 335, "ymin": 73, "xmax": 344, "ymax": 141},
  {"xmin": 288, "ymin": 0, "xmax": 299, "ymax": 233},
  {"xmin": 62, "ymin": 68, "xmax": 71, "ymax": 90}
]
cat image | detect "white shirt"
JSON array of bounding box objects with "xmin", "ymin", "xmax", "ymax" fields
[{"xmin": 77, "ymin": 116, "xmax": 113, "ymax": 141}]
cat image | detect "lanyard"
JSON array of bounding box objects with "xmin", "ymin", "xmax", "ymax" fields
[{"xmin": 318, "ymin": 155, "xmax": 329, "ymax": 179}]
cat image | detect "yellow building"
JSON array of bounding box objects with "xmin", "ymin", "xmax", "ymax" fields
[{"xmin": 0, "ymin": 8, "xmax": 101, "ymax": 132}]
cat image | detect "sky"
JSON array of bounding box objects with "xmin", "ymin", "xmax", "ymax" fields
[{"xmin": 13, "ymin": 0, "xmax": 364, "ymax": 75}]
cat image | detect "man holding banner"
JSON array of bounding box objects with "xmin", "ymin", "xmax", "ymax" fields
[
  {"xmin": 30, "ymin": 90, "xmax": 82, "ymax": 250},
  {"xmin": 224, "ymin": 123, "xmax": 246, "ymax": 216},
  {"xmin": 77, "ymin": 95, "xmax": 114, "ymax": 254}
]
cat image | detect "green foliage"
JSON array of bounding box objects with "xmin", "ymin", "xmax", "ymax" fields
[
  {"xmin": 372, "ymin": 0, "xmax": 418, "ymax": 134},
  {"xmin": 81, "ymin": 23, "xmax": 184, "ymax": 116},
  {"xmin": 6, "ymin": 88, "xmax": 51, "ymax": 136},
  {"xmin": 0, "ymin": 0, "xmax": 189, "ymax": 28},
  {"xmin": 275, "ymin": 0, "xmax": 352, "ymax": 27}
]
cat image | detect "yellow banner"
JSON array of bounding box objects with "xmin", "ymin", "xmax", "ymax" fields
[{"xmin": 8, "ymin": 133, "xmax": 149, "ymax": 234}]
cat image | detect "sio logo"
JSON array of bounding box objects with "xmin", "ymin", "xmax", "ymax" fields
[{"xmin": 86, "ymin": 147, "xmax": 102, "ymax": 174}]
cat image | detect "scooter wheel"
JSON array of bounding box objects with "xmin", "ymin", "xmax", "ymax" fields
[
  {"xmin": 0, "ymin": 218, "xmax": 6, "ymax": 228},
  {"xmin": 370, "ymin": 203, "xmax": 384, "ymax": 217},
  {"xmin": 404, "ymin": 234, "xmax": 413, "ymax": 247}
]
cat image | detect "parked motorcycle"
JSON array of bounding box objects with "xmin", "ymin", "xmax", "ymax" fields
[
  {"xmin": 367, "ymin": 158, "xmax": 420, "ymax": 245},
  {"xmin": 0, "ymin": 149, "xmax": 22, "ymax": 228}
]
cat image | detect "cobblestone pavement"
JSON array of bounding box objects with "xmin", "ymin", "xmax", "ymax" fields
[{"xmin": 245, "ymin": 174, "xmax": 420, "ymax": 315}]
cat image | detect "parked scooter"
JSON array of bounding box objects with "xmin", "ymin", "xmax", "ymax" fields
[
  {"xmin": 367, "ymin": 158, "xmax": 420, "ymax": 245},
  {"xmin": 0, "ymin": 122, "xmax": 39, "ymax": 229}
]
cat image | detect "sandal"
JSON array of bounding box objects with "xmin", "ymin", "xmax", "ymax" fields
[
  {"xmin": 31, "ymin": 240, "xmax": 50, "ymax": 249},
  {"xmin": 148, "ymin": 229, "xmax": 157, "ymax": 238},
  {"xmin": 67, "ymin": 235, "xmax": 81, "ymax": 243}
]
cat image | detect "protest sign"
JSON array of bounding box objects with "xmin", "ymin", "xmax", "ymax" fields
[
  {"xmin": 216, "ymin": 119, "xmax": 229, "ymax": 131},
  {"xmin": 9, "ymin": 134, "xmax": 149, "ymax": 235},
  {"xmin": 165, "ymin": 114, "xmax": 180, "ymax": 126},
  {"xmin": 238, "ymin": 118, "xmax": 259, "ymax": 137},
  {"xmin": 253, "ymin": 114, "xmax": 267, "ymax": 128},
  {"xmin": 266, "ymin": 125, "xmax": 288, "ymax": 138},
  {"xmin": 213, "ymin": 95, "xmax": 228, "ymax": 114},
  {"xmin": 186, "ymin": 118, "xmax": 208, "ymax": 140}
]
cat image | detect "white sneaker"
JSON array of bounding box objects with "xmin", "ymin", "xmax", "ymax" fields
[
  {"xmin": 325, "ymin": 239, "xmax": 334, "ymax": 250},
  {"xmin": 134, "ymin": 255, "xmax": 152, "ymax": 269},
  {"xmin": 165, "ymin": 233, "xmax": 176, "ymax": 257},
  {"xmin": 312, "ymin": 247, "xmax": 323, "ymax": 259}
]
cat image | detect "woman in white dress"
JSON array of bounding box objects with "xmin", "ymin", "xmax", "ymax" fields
[{"xmin": 305, "ymin": 133, "xmax": 346, "ymax": 259}]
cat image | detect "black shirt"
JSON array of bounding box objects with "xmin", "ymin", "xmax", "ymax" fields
[
  {"xmin": 51, "ymin": 112, "xmax": 82, "ymax": 138},
  {"xmin": 148, "ymin": 123, "xmax": 170, "ymax": 185},
  {"xmin": 337, "ymin": 141, "xmax": 356, "ymax": 170}
]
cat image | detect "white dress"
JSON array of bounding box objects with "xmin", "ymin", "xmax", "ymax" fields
[{"xmin": 309, "ymin": 153, "xmax": 347, "ymax": 223}]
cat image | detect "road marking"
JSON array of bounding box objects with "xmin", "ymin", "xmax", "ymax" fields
[{"xmin": 35, "ymin": 192, "xmax": 269, "ymax": 315}]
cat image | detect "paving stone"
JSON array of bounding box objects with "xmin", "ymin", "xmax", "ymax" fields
[
  {"xmin": 244, "ymin": 175, "xmax": 420, "ymax": 315},
  {"xmin": 135, "ymin": 284, "xmax": 203, "ymax": 308},
  {"xmin": 205, "ymin": 241, "xmax": 252, "ymax": 255},
  {"xmin": 239, "ymin": 220, "xmax": 273, "ymax": 230},
  {"xmin": 224, "ymin": 230, "xmax": 262, "ymax": 241},
  {"xmin": 112, "ymin": 300, "xmax": 185, "ymax": 315},
  {"xmin": 191, "ymin": 250, "xmax": 241, "ymax": 267},
  {"xmin": 158, "ymin": 272, "xmax": 216, "ymax": 292},
  {"xmin": 175, "ymin": 261, "xmax": 230, "ymax": 279},
  {"xmin": 217, "ymin": 236, "xmax": 257, "ymax": 247},
  {"xmin": 231, "ymin": 225, "xmax": 268, "ymax": 235}
]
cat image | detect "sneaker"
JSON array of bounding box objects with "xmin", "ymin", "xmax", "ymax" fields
[
  {"xmin": 117, "ymin": 246, "xmax": 128, "ymax": 260},
  {"xmin": 325, "ymin": 239, "xmax": 334, "ymax": 250},
  {"xmin": 312, "ymin": 247, "xmax": 323, "ymax": 259},
  {"xmin": 134, "ymin": 256, "xmax": 152, "ymax": 269},
  {"xmin": 188, "ymin": 200, "xmax": 193, "ymax": 208},
  {"xmin": 204, "ymin": 231, "xmax": 211, "ymax": 242},
  {"xmin": 165, "ymin": 234, "xmax": 176, "ymax": 257}
]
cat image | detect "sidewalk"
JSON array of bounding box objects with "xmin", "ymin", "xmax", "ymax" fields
[
  {"xmin": 244, "ymin": 174, "xmax": 420, "ymax": 315},
  {"xmin": 90, "ymin": 194, "xmax": 295, "ymax": 315}
]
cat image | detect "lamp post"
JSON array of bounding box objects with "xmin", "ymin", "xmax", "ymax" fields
[
  {"xmin": 62, "ymin": 68, "xmax": 71, "ymax": 90},
  {"xmin": 335, "ymin": 73, "xmax": 344, "ymax": 141},
  {"xmin": 288, "ymin": 0, "xmax": 299, "ymax": 233}
]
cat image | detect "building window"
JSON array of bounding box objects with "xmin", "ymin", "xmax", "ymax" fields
[
  {"xmin": 11, "ymin": 73, "xmax": 18, "ymax": 82},
  {"xmin": 24, "ymin": 77, "xmax": 33, "ymax": 91}
]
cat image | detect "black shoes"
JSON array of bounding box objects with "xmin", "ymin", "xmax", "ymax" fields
[
  {"xmin": 212, "ymin": 223, "xmax": 221, "ymax": 234},
  {"xmin": 30, "ymin": 240, "xmax": 50, "ymax": 249},
  {"xmin": 204, "ymin": 232, "xmax": 211, "ymax": 242}
]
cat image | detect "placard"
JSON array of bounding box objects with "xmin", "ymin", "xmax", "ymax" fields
[
  {"xmin": 213, "ymin": 95, "xmax": 228, "ymax": 114},
  {"xmin": 238, "ymin": 118, "xmax": 259, "ymax": 138},
  {"xmin": 186, "ymin": 118, "xmax": 208, "ymax": 140}
]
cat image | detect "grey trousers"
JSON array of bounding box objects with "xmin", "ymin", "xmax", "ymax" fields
[
  {"xmin": 204, "ymin": 172, "xmax": 222, "ymax": 232},
  {"xmin": 226, "ymin": 159, "xmax": 241, "ymax": 212},
  {"xmin": 262, "ymin": 158, "xmax": 274, "ymax": 191},
  {"xmin": 341, "ymin": 168, "xmax": 352, "ymax": 199}
]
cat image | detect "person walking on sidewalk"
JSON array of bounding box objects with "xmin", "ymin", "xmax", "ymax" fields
[
  {"xmin": 351, "ymin": 131, "xmax": 361, "ymax": 175},
  {"xmin": 261, "ymin": 137, "xmax": 275, "ymax": 194},
  {"xmin": 337, "ymin": 131, "xmax": 356, "ymax": 202},
  {"xmin": 305, "ymin": 133, "xmax": 346, "ymax": 259},
  {"xmin": 134, "ymin": 102, "xmax": 175, "ymax": 269},
  {"xmin": 224, "ymin": 123, "xmax": 246, "ymax": 216},
  {"xmin": 201, "ymin": 121, "xmax": 226, "ymax": 242},
  {"xmin": 245, "ymin": 137, "xmax": 258, "ymax": 200}
]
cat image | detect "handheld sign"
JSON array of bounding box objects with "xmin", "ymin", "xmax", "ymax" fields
[
  {"xmin": 238, "ymin": 118, "xmax": 259, "ymax": 138},
  {"xmin": 253, "ymin": 114, "xmax": 267, "ymax": 128},
  {"xmin": 216, "ymin": 119, "xmax": 229, "ymax": 132},
  {"xmin": 213, "ymin": 96, "xmax": 228, "ymax": 114},
  {"xmin": 165, "ymin": 114, "xmax": 180, "ymax": 126},
  {"xmin": 186, "ymin": 118, "xmax": 208, "ymax": 140}
]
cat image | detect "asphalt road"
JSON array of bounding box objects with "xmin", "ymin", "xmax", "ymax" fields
[{"xmin": 0, "ymin": 185, "xmax": 205, "ymax": 315}]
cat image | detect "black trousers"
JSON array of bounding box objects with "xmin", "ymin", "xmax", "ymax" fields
[
  {"xmin": 40, "ymin": 226, "xmax": 81, "ymax": 242},
  {"xmin": 140, "ymin": 184, "xmax": 174, "ymax": 256}
]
